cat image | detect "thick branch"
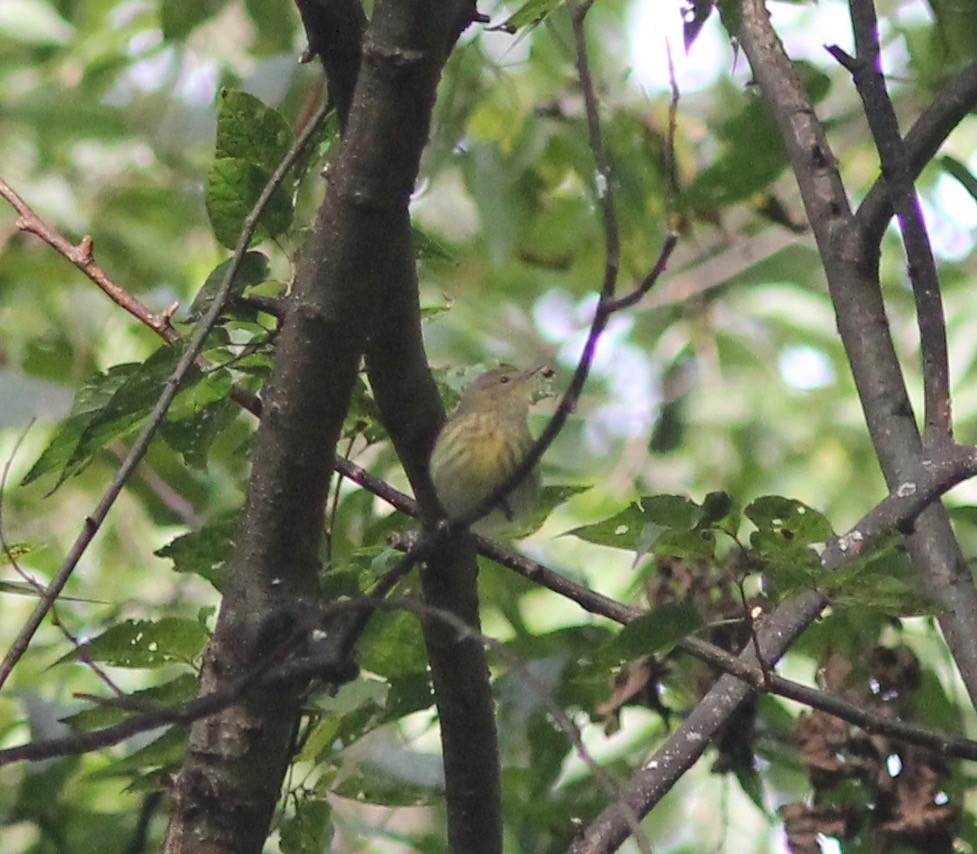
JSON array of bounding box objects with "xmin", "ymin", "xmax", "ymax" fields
[
  {"xmin": 164, "ymin": 3, "xmax": 475, "ymax": 851},
  {"xmin": 294, "ymin": 0, "xmax": 366, "ymax": 128},
  {"xmin": 733, "ymin": 0, "xmax": 977, "ymax": 705},
  {"xmin": 570, "ymin": 0, "xmax": 977, "ymax": 846}
]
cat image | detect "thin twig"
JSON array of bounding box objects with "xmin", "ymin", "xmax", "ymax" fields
[
  {"xmin": 455, "ymin": 0, "xmax": 678, "ymax": 531},
  {"xmin": 0, "ymin": 422, "xmax": 125, "ymax": 698},
  {"xmin": 0, "ymin": 101, "xmax": 332, "ymax": 691},
  {"xmin": 0, "ymin": 178, "xmax": 178, "ymax": 341}
]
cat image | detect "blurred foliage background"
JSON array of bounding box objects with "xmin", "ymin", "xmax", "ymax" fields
[{"xmin": 3, "ymin": 0, "xmax": 977, "ymax": 851}]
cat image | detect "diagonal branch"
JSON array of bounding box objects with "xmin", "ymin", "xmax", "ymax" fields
[
  {"xmin": 856, "ymin": 60, "xmax": 977, "ymax": 248},
  {"xmin": 0, "ymin": 177, "xmax": 179, "ymax": 340},
  {"xmin": 730, "ymin": 0, "xmax": 977, "ymax": 706},
  {"xmin": 0, "ymin": 103, "xmax": 330, "ymax": 693}
]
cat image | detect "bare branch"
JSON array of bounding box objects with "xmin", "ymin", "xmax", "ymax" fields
[
  {"xmin": 856, "ymin": 60, "xmax": 977, "ymax": 248},
  {"xmin": 828, "ymin": 0, "xmax": 951, "ymax": 444},
  {"xmin": 729, "ymin": 0, "xmax": 977, "ymax": 708},
  {"xmin": 0, "ymin": 177, "xmax": 179, "ymax": 342}
]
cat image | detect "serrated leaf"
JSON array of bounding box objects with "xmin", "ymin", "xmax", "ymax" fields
[
  {"xmin": 827, "ymin": 542, "xmax": 937, "ymax": 616},
  {"xmin": 215, "ymin": 89, "xmax": 295, "ymax": 174},
  {"xmin": 186, "ymin": 251, "xmax": 270, "ymax": 322},
  {"xmin": 602, "ymin": 602, "xmax": 702, "ymax": 662},
  {"xmin": 163, "ymin": 371, "xmax": 236, "ymax": 471},
  {"xmin": 651, "ymin": 526, "xmax": 718, "ymax": 561},
  {"xmin": 205, "ymin": 157, "xmax": 293, "ymax": 249},
  {"xmin": 162, "ymin": 398, "xmax": 237, "ymax": 470},
  {"xmin": 760, "ymin": 547, "xmax": 824, "ymax": 601},
  {"xmin": 24, "ymin": 346, "xmax": 187, "ymax": 491},
  {"xmin": 155, "ymin": 511, "xmax": 240, "ymax": 590},
  {"xmin": 55, "ymin": 618, "xmax": 209, "ymax": 668},
  {"xmin": 22, "ymin": 363, "xmax": 145, "ymax": 487}
]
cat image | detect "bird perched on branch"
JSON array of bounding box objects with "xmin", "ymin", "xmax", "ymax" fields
[{"xmin": 429, "ymin": 366, "xmax": 548, "ymax": 536}]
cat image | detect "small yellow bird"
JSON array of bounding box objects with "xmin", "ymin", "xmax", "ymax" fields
[{"xmin": 429, "ymin": 366, "xmax": 545, "ymax": 536}]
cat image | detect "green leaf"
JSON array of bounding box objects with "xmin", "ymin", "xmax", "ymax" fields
[
  {"xmin": 358, "ymin": 611, "xmax": 428, "ymax": 678},
  {"xmin": 162, "ymin": 398, "xmax": 237, "ymax": 470},
  {"xmin": 186, "ymin": 251, "xmax": 270, "ymax": 322},
  {"xmin": 63, "ymin": 674, "xmax": 199, "ymax": 731},
  {"xmin": 160, "ymin": 0, "xmax": 227, "ymax": 40},
  {"xmin": 601, "ymin": 602, "xmax": 703, "ymax": 662},
  {"xmin": 567, "ymin": 494, "xmax": 703, "ymax": 553},
  {"xmin": 215, "ymin": 89, "xmax": 295, "ymax": 175},
  {"xmin": 55, "ymin": 618, "xmax": 209, "ymax": 668},
  {"xmin": 22, "ymin": 364, "xmax": 141, "ymax": 487},
  {"xmin": 333, "ymin": 767, "xmax": 441, "ymax": 807},
  {"xmin": 516, "ymin": 484, "xmax": 589, "ymax": 537},
  {"xmin": 746, "ymin": 495, "xmax": 833, "ymax": 548},
  {"xmin": 733, "ymin": 764, "xmax": 768, "ymax": 816},
  {"xmin": 0, "ymin": 542, "xmax": 41, "ymax": 565},
  {"xmin": 205, "ymin": 157, "xmax": 294, "ymax": 249},
  {"xmin": 162, "ymin": 367, "xmax": 236, "ymax": 470},
  {"xmin": 384, "ymin": 672, "xmax": 435, "ymax": 721},
  {"xmin": 23, "ymin": 346, "xmax": 187, "ymax": 491},
  {"xmin": 279, "ymin": 798, "xmax": 333, "ymax": 854},
  {"xmin": 343, "ymin": 376, "xmax": 385, "ymax": 444},
  {"xmin": 502, "ymin": 0, "xmax": 565, "ymax": 31},
  {"xmin": 827, "ymin": 541, "xmax": 937, "ymax": 616},
  {"xmin": 155, "ymin": 512, "xmax": 240, "ymax": 590},
  {"xmin": 926, "ymin": 0, "xmax": 977, "ymax": 62},
  {"xmin": 84, "ymin": 726, "xmax": 187, "ymax": 781},
  {"xmin": 244, "ymin": 0, "xmax": 298, "ymax": 55},
  {"xmin": 412, "ymin": 224, "xmax": 455, "ymax": 262}
]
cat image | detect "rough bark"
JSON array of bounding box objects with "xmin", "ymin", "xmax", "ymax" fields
[{"xmin": 163, "ymin": 2, "xmax": 482, "ymax": 850}]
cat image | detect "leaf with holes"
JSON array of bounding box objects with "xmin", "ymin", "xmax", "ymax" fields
[
  {"xmin": 215, "ymin": 89, "xmax": 295, "ymax": 174},
  {"xmin": 55, "ymin": 618, "xmax": 209, "ymax": 668}
]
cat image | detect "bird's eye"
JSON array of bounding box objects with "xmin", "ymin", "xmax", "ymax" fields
[{"xmin": 499, "ymin": 375, "xmax": 511, "ymax": 384}]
